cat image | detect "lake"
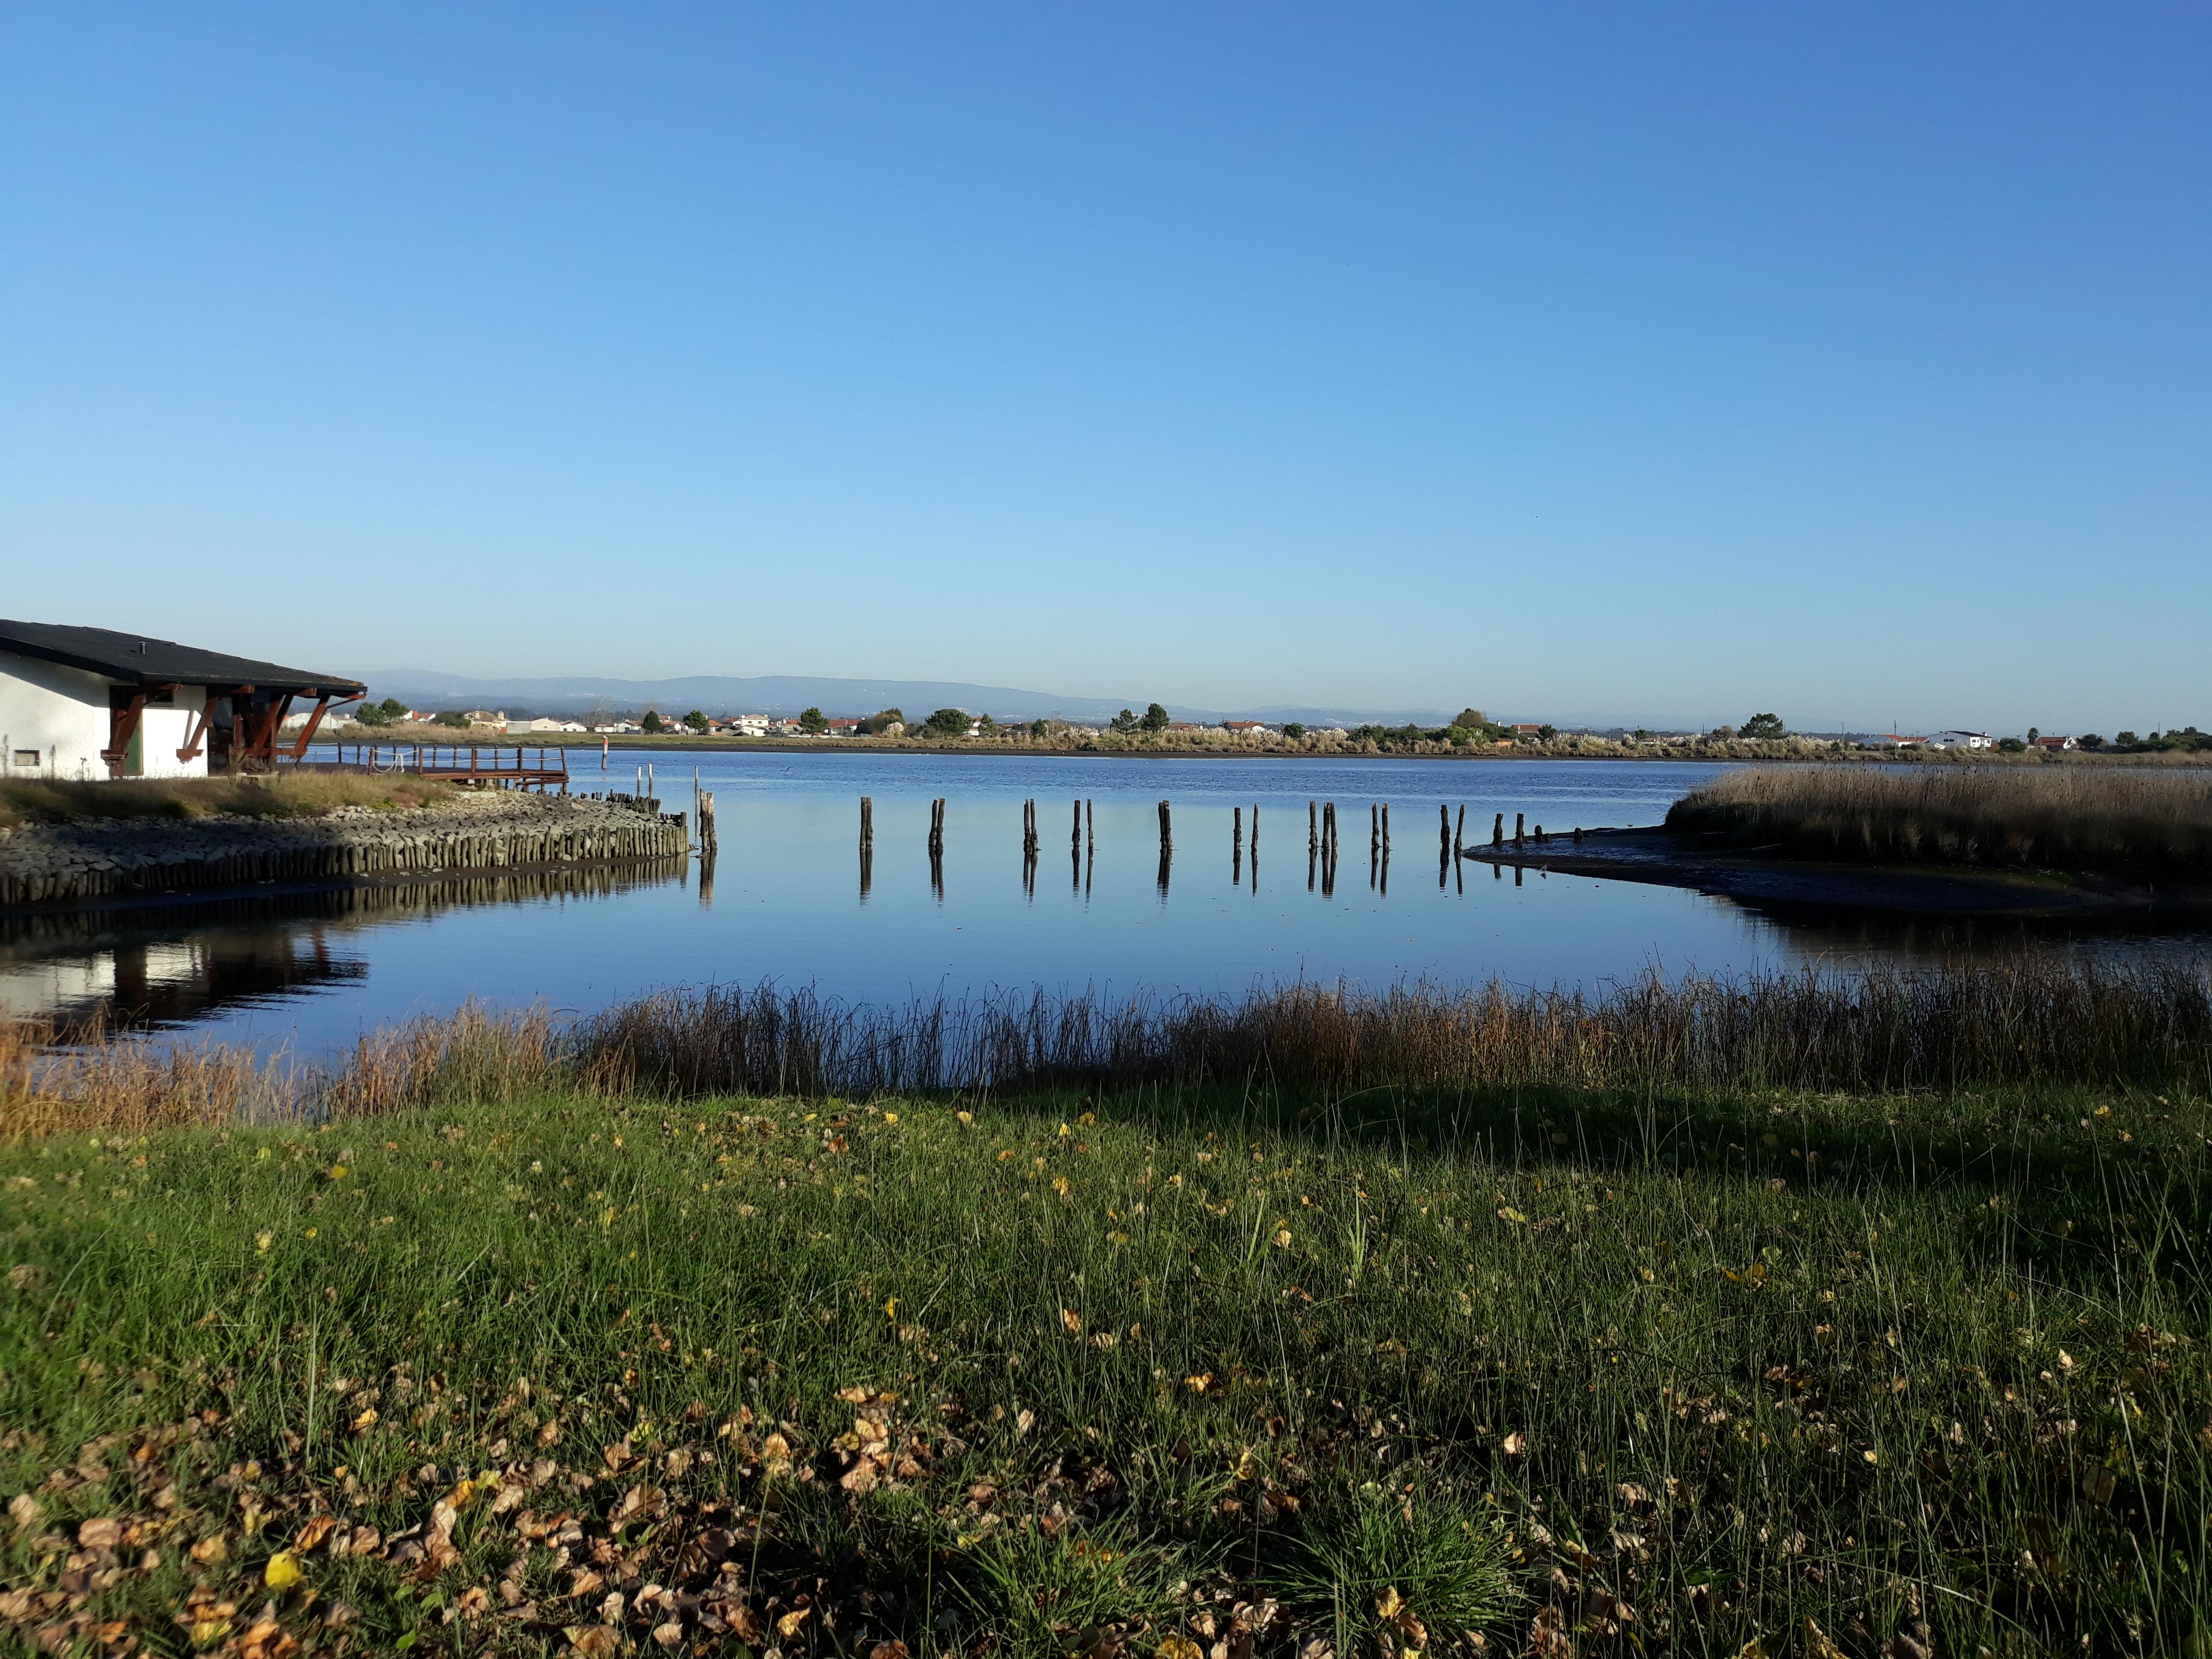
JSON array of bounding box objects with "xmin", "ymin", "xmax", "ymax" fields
[{"xmin": 5, "ymin": 752, "xmax": 2209, "ymax": 1056}]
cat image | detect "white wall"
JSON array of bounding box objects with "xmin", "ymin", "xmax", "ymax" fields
[{"xmin": 0, "ymin": 654, "xmax": 209, "ymax": 780}]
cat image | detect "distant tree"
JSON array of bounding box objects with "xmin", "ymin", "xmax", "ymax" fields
[
  {"xmin": 1282, "ymin": 722, "xmax": 1306, "ymax": 740},
  {"xmin": 1453, "ymin": 708, "xmax": 1485, "ymax": 730},
  {"xmin": 2027, "ymin": 727, "xmax": 2040, "ymax": 744},
  {"xmin": 1739, "ymin": 712, "xmax": 1788, "ymax": 740},
  {"xmin": 1030, "ymin": 719, "xmax": 1049, "ymax": 739},
  {"xmin": 1445, "ymin": 725, "xmax": 1474, "ymax": 746},
  {"xmin": 924, "ymin": 707, "xmax": 970, "ymax": 738},
  {"xmin": 1140, "ymin": 703, "xmax": 1170, "ymax": 733},
  {"xmin": 356, "ymin": 696, "xmax": 408, "ymax": 727},
  {"xmin": 798, "ymin": 707, "xmax": 828, "ymax": 734},
  {"xmin": 683, "ymin": 709, "xmax": 709, "ymax": 733},
  {"xmin": 434, "ymin": 709, "xmax": 469, "ymax": 730},
  {"xmin": 1709, "ymin": 726, "xmax": 1737, "ymax": 741},
  {"xmin": 2116, "ymin": 730, "xmax": 2139, "ymax": 748},
  {"xmin": 1109, "ymin": 708, "xmax": 1140, "ymax": 734},
  {"xmin": 2078, "ymin": 734, "xmax": 2104, "ymax": 751},
  {"xmin": 857, "ymin": 708, "xmax": 904, "ymax": 736},
  {"xmin": 976, "ymin": 714, "xmax": 998, "ymax": 737},
  {"xmin": 1632, "ymin": 728, "xmax": 1652, "ymax": 742},
  {"xmin": 1997, "ymin": 736, "xmax": 2028, "ymax": 753},
  {"xmin": 641, "ymin": 710, "xmax": 666, "ymax": 734},
  {"xmin": 1537, "ymin": 724, "xmax": 1558, "ymax": 742}
]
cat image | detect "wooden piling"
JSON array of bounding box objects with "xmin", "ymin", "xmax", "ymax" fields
[
  {"xmin": 1515, "ymin": 812, "xmax": 1525, "ymax": 849},
  {"xmin": 1454, "ymin": 804, "xmax": 1466, "ymax": 857},
  {"xmin": 1158, "ymin": 799, "xmax": 1172, "ymax": 851},
  {"xmin": 1493, "ymin": 811, "xmax": 1504, "ymax": 848}
]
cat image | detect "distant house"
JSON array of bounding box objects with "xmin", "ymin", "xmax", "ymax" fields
[
  {"xmin": 463, "ymin": 709, "xmax": 509, "ymax": 731},
  {"xmin": 1221, "ymin": 720, "xmax": 1271, "ymax": 734},
  {"xmin": 1879, "ymin": 734, "xmax": 1927, "ymax": 748},
  {"xmin": 729, "ymin": 715, "xmax": 771, "ymax": 738},
  {"xmin": 823, "ymin": 718, "xmax": 862, "ymax": 735},
  {"xmin": 1925, "ymin": 730, "xmax": 1994, "ymax": 751},
  {"xmin": 1511, "ymin": 723, "xmax": 1543, "ymax": 736},
  {"xmin": 0, "ymin": 617, "xmax": 364, "ymax": 780},
  {"xmin": 512, "ymin": 716, "xmax": 585, "ymax": 734},
  {"xmin": 2032, "ymin": 735, "xmax": 2077, "ymax": 751}
]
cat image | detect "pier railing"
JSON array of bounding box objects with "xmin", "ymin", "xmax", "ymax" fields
[{"xmin": 295, "ymin": 743, "xmax": 572, "ymax": 791}]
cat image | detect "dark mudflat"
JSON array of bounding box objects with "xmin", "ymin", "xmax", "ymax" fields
[{"xmin": 1461, "ymin": 827, "xmax": 2212, "ymax": 918}]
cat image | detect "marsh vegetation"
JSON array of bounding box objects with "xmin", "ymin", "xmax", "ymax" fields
[{"xmin": 1667, "ymin": 766, "xmax": 2212, "ymax": 877}]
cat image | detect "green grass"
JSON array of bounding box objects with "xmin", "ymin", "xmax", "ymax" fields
[{"xmin": 3, "ymin": 1073, "xmax": 2207, "ymax": 1656}]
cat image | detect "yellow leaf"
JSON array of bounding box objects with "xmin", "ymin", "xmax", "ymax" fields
[
  {"xmin": 1273, "ymin": 1228, "xmax": 1292, "ymax": 1249},
  {"xmin": 1497, "ymin": 1207, "xmax": 1526, "ymax": 1224},
  {"xmin": 1375, "ymin": 1586, "xmax": 1404, "ymax": 1619},
  {"xmin": 293, "ymin": 1515, "xmax": 337, "ymax": 1554},
  {"xmin": 1501, "ymin": 1431, "xmax": 1527, "ymax": 1456},
  {"xmin": 1804, "ymin": 1619, "xmax": 1847, "ymax": 1659},
  {"xmin": 956, "ymin": 1111, "xmax": 974, "ymax": 1125},
  {"xmin": 189, "ymin": 1619, "xmax": 230, "ymax": 1649},
  {"xmin": 264, "ymin": 1549, "xmax": 303, "ymax": 1589},
  {"xmin": 1062, "ymin": 1308, "xmax": 1083, "ymax": 1334},
  {"xmin": 1160, "ymin": 1638, "xmax": 1204, "ymax": 1659},
  {"xmin": 1186, "ymin": 1372, "xmax": 1214, "ymax": 1393},
  {"xmin": 777, "ymin": 1607, "xmax": 813, "ymax": 1639},
  {"xmin": 255, "ymin": 1231, "xmax": 274, "ymax": 1252},
  {"xmin": 882, "ymin": 1112, "xmax": 898, "ymax": 1125},
  {"xmin": 351, "ymin": 1407, "xmax": 378, "ymax": 1432}
]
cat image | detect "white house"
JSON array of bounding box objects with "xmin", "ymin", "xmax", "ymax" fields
[
  {"xmin": 1924, "ymin": 730, "xmax": 1995, "ymax": 751},
  {"xmin": 1, "ymin": 618, "xmax": 364, "ymax": 780},
  {"xmin": 511, "ymin": 716, "xmax": 587, "ymax": 734},
  {"xmin": 728, "ymin": 715, "xmax": 772, "ymax": 737}
]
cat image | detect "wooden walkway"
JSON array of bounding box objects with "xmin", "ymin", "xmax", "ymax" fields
[{"xmin": 295, "ymin": 742, "xmax": 571, "ymax": 791}]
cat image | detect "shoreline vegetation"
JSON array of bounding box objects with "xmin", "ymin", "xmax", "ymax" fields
[
  {"xmin": 4, "ymin": 967, "xmax": 2211, "ymax": 1651},
  {"xmin": 1667, "ymin": 767, "xmax": 2212, "ymax": 877},
  {"xmin": 0, "ymin": 775, "xmax": 464, "ymax": 832},
  {"xmin": 330, "ymin": 725, "xmax": 2212, "ymax": 765}
]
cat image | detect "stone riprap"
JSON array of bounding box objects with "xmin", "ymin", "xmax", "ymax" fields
[{"xmin": 0, "ymin": 793, "xmax": 689, "ymax": 909}]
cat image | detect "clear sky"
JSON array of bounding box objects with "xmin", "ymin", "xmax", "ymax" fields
[{"xmin": 3, "ymin": 4, "xmax": 2207, "ymax": 732}]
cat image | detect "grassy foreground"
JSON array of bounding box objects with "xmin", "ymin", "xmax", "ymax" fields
[{"xmin": 3, "ymin": 1066, "xmax": 2208, "ymax": 1656}]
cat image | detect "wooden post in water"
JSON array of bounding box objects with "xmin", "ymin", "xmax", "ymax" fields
[
  {"xmin": 1085, "ymin": 798, "xmax": 1094, "ymax": 851},
  {"xmin": 1072, "ymin": 798, "xmax": 1081, "ymax": 851},
  {"xmin": 1233, "ymin": 806, "xmax": 1242, "ymax": 860},
  {"xmin": 1158, "ymin": 799, "xmax": 1172, "ymax": 851},
  {"xmin": 1455, "ymin": 804, "xmax": 1466, "ymax": 857},
  {"xmin": 860, "ymin": 796, "xmax": 873, "ymax": 851},
  {"xmin": 1514, "ymin": 812, "xmax": 1525, "ymax": 849},
  {"xmin": 1309, "ymin": 800, "xmax": 1318, "ymax": 855}
]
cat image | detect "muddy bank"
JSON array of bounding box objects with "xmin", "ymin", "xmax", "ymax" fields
[
  {"xmin": 0, "ymin": 793, "xmax": 690, "ymax": 911},
  {"xmin": 1460, "ymin": 827, "xmax": 2212, "ymax": 918}
]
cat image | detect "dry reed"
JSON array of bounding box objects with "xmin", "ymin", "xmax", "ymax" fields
[
  {"xmin": 1668, "ymin": 763, "xmax": 2212, "ymax": 872},
  {"xmin": 6, "ymin": 960, "xmax": 2209, "ymax": 1137},
  {"xmin": 0, "ymin": 772, "xmax": 458, "ymax": 828}
]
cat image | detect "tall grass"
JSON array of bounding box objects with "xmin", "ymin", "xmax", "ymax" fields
[
  {"xmin": 1668, "ymin": 764, "xmax": 2212, "ymax": 873},
  {"xmin": 8, "ymin": 962, "xmax": 2211, "ymax": 1138},
  {"xmin": 0, "ymin": 772, "xmax": 459, "ymax": 828}
]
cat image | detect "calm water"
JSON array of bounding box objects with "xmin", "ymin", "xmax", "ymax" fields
[{"xmin": 6, "ymin": 753, "xmax": 2209, "ymax": 1057}]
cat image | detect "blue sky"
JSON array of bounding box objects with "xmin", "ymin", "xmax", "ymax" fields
[{"xmin": 3, "ymin": 4, "xmax": 2206, "ymax": 731}]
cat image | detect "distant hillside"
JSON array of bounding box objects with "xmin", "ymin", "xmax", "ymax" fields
[{"xmin": 349, "ymin": 668, "xmax": 1468, "ymax": 730}]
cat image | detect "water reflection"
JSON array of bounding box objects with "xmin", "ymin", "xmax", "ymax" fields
[{"xmin": 0, "ymin": 858, "xmax": 686, "ymax": 1029}]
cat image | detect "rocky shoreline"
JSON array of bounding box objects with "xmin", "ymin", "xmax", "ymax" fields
[{"xmin": 0, "ymin": 793, "xmax": 690, "ymax": 910}]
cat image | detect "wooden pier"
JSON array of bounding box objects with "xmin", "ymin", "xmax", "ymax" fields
[{"xmin": 298, "ymin": 742, "xmax": 572, "ymax": 791}]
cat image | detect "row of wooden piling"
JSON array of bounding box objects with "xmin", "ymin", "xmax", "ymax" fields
[{"xmin": 840, "ymin": 794, "xmax": 1581, "ymax": 895}]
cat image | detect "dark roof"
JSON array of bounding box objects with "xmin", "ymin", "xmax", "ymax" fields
[{"xmin": 0, "ymin": 619, "xmax": 365, "ymax": 697}]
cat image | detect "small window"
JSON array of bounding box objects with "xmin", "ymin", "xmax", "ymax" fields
[{"xmin": 12, "ymin": 750, "xmax": 40, "ymax": 767}]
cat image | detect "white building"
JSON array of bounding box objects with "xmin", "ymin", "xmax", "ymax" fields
[
  {"xmin": 1924, "ymin": 730, "xmax": 1995, "ymax": 751},
  {"xmin": 511, "ymin": 716, "xmax": 587, "ymax": 734},
  {"xmin": 1, "ymin": 619, "xmax": 363, "ymax": 780}
]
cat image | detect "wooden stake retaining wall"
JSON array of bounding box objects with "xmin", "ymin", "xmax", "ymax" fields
[{"xmin": 0, "ymin": 799, "xmax": 690, "ymax": 910}]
